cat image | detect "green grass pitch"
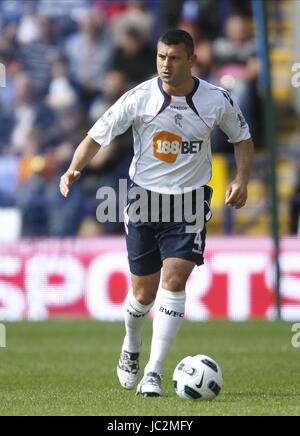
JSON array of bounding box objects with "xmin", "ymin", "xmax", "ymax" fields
[{"xmin": 0, "ymin": 320, "xmax": 299, "ymax": 416}]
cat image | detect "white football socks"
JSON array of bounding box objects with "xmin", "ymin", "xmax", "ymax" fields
[
  {"xmin": 122, "ymin": 288, "xmax": 154, "ymax": 354},
  {"xmin": 144, "ymin": 288, "xmax": 186, "ymax": 376}
]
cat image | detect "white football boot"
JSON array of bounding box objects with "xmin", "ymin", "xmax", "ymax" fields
[
  {"xmin": 117, "ymin": 350, "xmax": 140, "ymax": 390},
  {"xmin": 136, "ymin": 372, "xmax": 163, "ymax": 397}
]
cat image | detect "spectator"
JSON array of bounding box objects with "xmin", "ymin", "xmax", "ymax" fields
[
  {"xmin": 109, "ymin": 27, "xmax": 156, "ymax": 88},
  {"xmin": 6, "ymin": 72, "xmax": 55, "ymax": 156},
  {"xmin": 177, "ymin": 19, "xmax": 217, "ymax": 82},
  {"xmin": 64, "ymin": 9, "xmax": 113, "ymax": 106},
  {"xmin": 16, "ymin": 6, "xmax": 41, "ymax": 45},
  {"xmin": 16, "ymin": 169, "xmax": 49, "ymax": 237},
  {"xmin": 179, "ymin": 0, "xmax": 220, "ymax": 40},
  {"xmin": 212, "ymin": 14, "xmax": 259, "ymax": 121},
  {"xmin": 46, "ymin": 59, "xmax": 78, "ymax": 111},
  {"xmin": 0, "ymin": 20, "xmax": 22, "ymax": 127},
  {"xmin": 18, "ymin": 15, "xmax": 61, "ymax": 97},
  {"xmin": 0, "ymin": 59, "xmax": 16, "ymax": 151},
  {"xmin": 212, "ymin": 14, "xmax": 260, "ymax": 152},
  {"xmin": 193, "ymin": 39, "xmax": 216, "ymax": 82},
  {"xmin": 110, "ymin": 0, "xmax": 154, "ymax": 44},
  {"xmin": 89, "ymin": 69, "xmax": 128, "ymax": 123},
  {"xmin": 0, "ymin": 20, "xmax": 19, "ymax": 58},
  {"xmin": 7, "ymin": 73, "xmax": 38, "ymax": 155}
]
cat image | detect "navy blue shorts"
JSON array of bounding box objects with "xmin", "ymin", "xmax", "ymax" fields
[{"xmin": 124, "ymin": 182, "xmax": 213, "ymax": 276}]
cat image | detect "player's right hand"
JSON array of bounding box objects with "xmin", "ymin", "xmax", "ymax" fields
[{"xmin": 60, "ymin": 170, "xmax": 81, "ymax": 198}]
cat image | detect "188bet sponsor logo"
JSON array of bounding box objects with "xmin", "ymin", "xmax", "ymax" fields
[{"xmin": 153, "ymin": 131, "xmax": 203, "ymax": 164}]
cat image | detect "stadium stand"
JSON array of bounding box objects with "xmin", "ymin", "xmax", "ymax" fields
[{"xmin": 0, "ymin": 0, "xmax": 299, "ymax": 238}]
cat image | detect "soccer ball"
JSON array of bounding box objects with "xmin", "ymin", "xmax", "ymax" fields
[{"xmin": 173, "ymin": 355, "xmax": 223, "ymax": 401}]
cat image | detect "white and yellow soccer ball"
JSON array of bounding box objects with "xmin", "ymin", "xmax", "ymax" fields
[{"xmin": 173, "ymin": 355, "xmax": 223, "ymax": 401}]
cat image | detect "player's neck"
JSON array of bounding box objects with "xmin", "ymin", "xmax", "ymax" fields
[{"xmin": 162, "ymin": 76, "xmax": 195, "ymax": 97}]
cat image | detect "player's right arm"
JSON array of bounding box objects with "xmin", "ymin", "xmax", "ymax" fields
[
  {"xmin": 60, "ymin": 135, "xmax": 100, "ymax": 198},
  {"xmin": 60, "ymin": 87, "xmax": 137, "ymax": 198}
]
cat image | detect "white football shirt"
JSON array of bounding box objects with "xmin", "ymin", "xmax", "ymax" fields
[{"xmin": 88, "ymin": 77, "xmax": 251, "ymax": 194}]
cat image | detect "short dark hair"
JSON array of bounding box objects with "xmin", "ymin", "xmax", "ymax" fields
[{"xmin": 158, "ymin": 29, "xmax": 194, "ymax": 57}]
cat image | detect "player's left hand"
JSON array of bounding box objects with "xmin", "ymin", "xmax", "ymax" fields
[{"xmin": 225, "ymin": 180, "xmax": 248, "ymax": 209}]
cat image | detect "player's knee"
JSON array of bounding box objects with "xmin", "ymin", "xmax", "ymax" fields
[
  {"xmin": 133, "ymin": 287, "xmax": 157, "ymax": 306},
  {"xmin": 162, "ymin": 275, "xmax": 186, "ymax": 293}
]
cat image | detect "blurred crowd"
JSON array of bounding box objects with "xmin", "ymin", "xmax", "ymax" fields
[{"xmin": 0, "ymin": 0, "xmax": 261, "ymax": 237}]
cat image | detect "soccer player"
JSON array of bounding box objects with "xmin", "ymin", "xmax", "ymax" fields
[{"xmin": 60, "ymin": 30, "xmax": 254, "ymax": 397}]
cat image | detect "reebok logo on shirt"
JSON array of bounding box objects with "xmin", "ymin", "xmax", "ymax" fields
[
  {"xmin": 170, "ymin": 105, "xmax": 188, "ymax": 110},
  {"xmin": 153, "ymin": 131, "xmax": 203, "ymax": 164}
]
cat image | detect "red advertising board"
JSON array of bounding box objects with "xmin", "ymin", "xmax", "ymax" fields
[{"xmin": 0, "ymin": 237, "xmax": 299, "ymax": 321}]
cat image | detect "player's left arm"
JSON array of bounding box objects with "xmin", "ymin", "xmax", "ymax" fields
[
  {"xmin": 217, "ymin": 91, "xmax": 254, "ymax": 209},
  {"xmin": 225, "ymin": 137, "xmax": 254, "ymax": 209}
]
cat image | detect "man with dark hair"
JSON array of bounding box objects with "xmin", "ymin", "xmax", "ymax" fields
[
  {"xmin": 60, "ymin": 29, "xmax": 254, "ymax": 397},
  {"xmin": 159, "ymin": 29, "xmax": 195, "ymax": 57}
]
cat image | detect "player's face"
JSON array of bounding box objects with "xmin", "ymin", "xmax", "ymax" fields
[{"xmin": 157, "ymin": 42, "xmax": 195, "ymax": 87}]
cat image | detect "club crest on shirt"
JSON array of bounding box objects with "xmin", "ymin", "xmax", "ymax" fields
[
  {"xmin": 175, "ymin": 114, "xmax": 183, "ymax": 128},
  {"xmin": 238, "ymin": 114, "xmax": 247, "ymax": 128},
  {"xmin": 100, "ymin": 110, "xmax": 114, "ymax": 127}
]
